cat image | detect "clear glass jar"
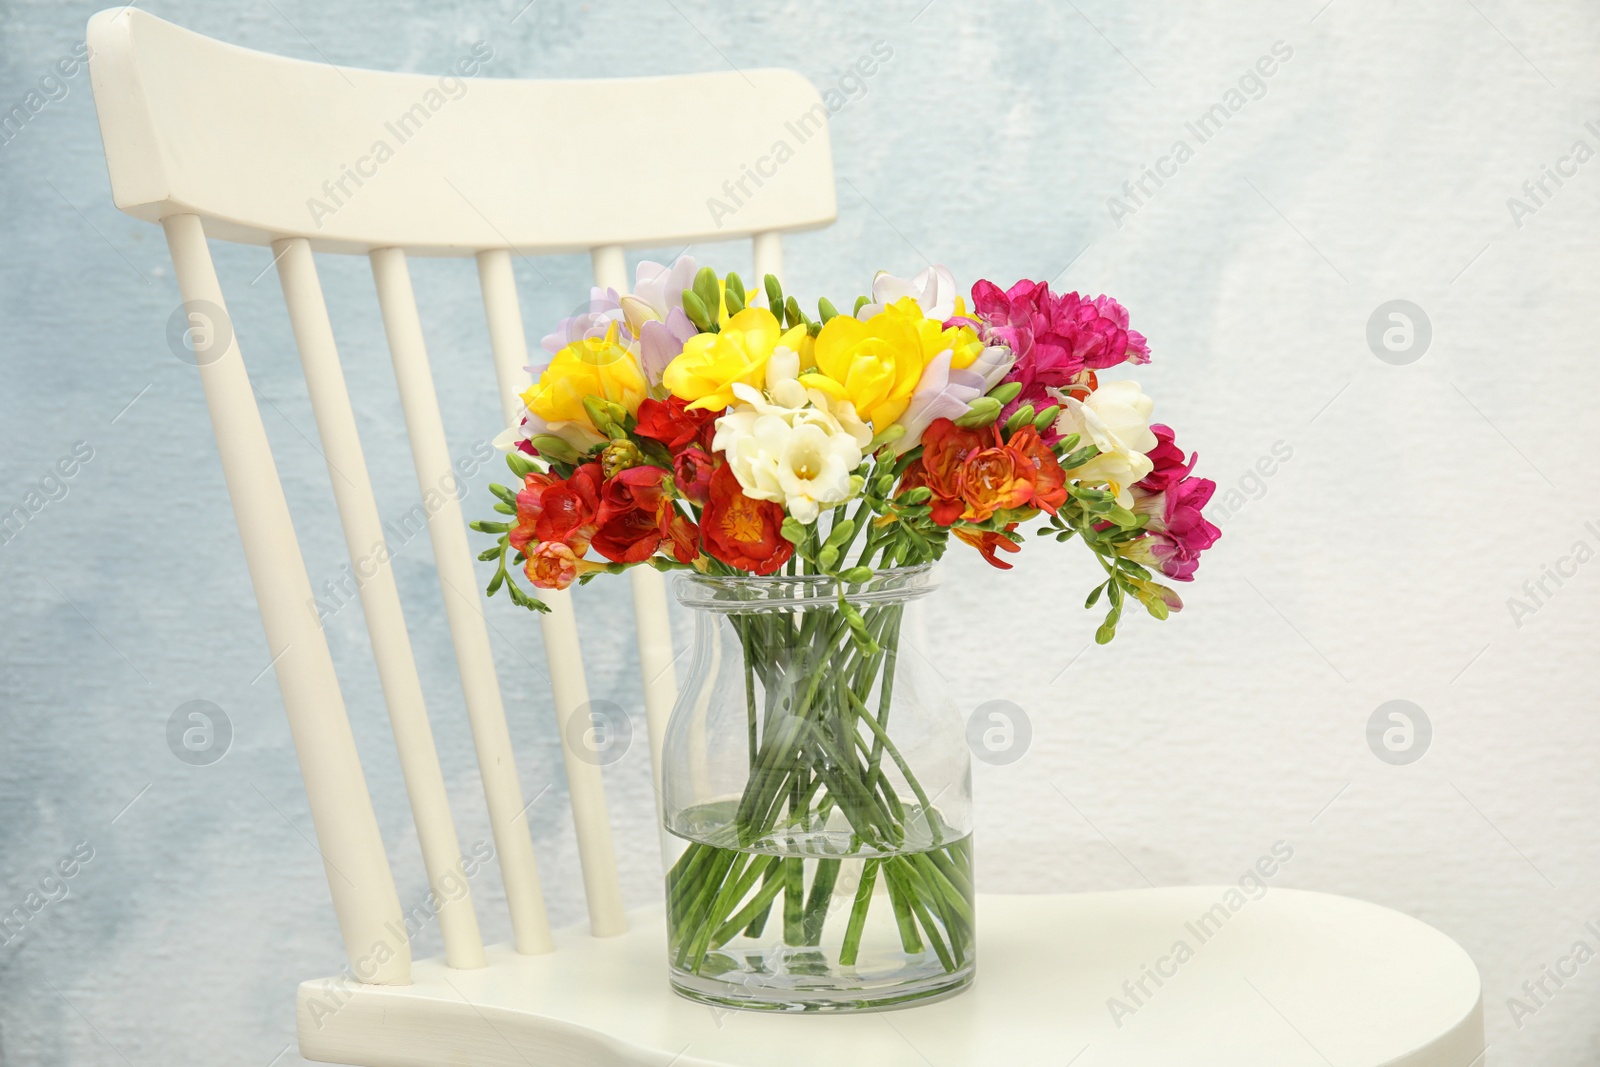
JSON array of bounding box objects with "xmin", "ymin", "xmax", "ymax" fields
[{"xmin": 661, "ymin": 564, "xmax": 974, "ymax": 1012}]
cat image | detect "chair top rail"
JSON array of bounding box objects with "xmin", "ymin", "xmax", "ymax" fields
[{"xmin": 87, "ymin": 8, "xmax": 837, "ymax": 256}]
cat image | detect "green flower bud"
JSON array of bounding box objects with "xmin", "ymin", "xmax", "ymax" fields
[
  {"xmin": 1004, "ymin": 404, "xmax": 1036, "ymax": 433},
  {"xmin": 987, "ymin": 381, "xmax": 1022, "ymax": 404},
  {"xmin": 681, "ymin": 288, "xmax": 713, "ymax": 330},
  {"xmin": 764, "ymin": 274, "xmax": 784, "ymax": 313},
  {"xmin": 954, "ymin": 396, "xmax": 1003, "ymax": 428},
  {"xmin": 600, "ymin": 439, "xmax": 643, "ymax": 479}
]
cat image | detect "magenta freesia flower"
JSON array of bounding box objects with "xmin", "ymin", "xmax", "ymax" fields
[
  {"xmin": 1124, "ymin": 425, "xmax": 1219, "ymax": 581},
  {"xmin": 969, "ymin": 279, "xmax": 1150, "ymax": 408},
  {"xmin": 1143, "ymin": 476, "xmax": 1220, "ymax": 581},
  {"xmin": 1136, "ymin": 424, "xmax": 1193, "ymax": 494}
]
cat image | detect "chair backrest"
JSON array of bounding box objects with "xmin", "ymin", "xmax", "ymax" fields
[{"xmin": 86, "ymin": 7, "xmax": 836, "ymax": 985}]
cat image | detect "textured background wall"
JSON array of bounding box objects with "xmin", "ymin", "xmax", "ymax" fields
[{"xmin": 2, "ymin": 0, "xmax": 1598, "ymax": 1063}]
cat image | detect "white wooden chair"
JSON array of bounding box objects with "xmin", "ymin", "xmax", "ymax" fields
[{"xmin": 86, "ymin": 9, "xmax": 1487, "ymax": 1065}]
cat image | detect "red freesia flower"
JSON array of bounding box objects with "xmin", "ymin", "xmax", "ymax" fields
[
  {"xmin": 701, "ymin": 462, "xmax": 793, "ymax": 574},
  {"xmin": 634, "ymin": 395, "xmax": 718, "ymax": 451},
  {"xmin": 673, "ymin": 446, "xmax": 714, "ymax": 506},
  {"xmin": 591, "ymin": 465, "xmax": 699, "ymax": 564},
  {"xmin": 511, "ymin": 463, "xmax": 602, "ymax": 555},
  {"xmin": 955, "ymin": 524, "xmax": 1022, "ymax": 570}
]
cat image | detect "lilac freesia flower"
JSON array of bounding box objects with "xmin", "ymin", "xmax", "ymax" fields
[{"xmin": 894, "ymin": 343, "xmax": 1015, "ymax": 453}]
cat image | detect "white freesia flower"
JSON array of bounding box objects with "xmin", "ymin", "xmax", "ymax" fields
[
  {"xmin": 1053, "ymin": 379, "xmax": 1158, "ymax": 506},
  {"xmin": 712, "ymin": 349, "xmax": 870, "ymax": 524},
  {"xmin": 858, "ymin": 264, "xmax": 961, "ymax": 321}
]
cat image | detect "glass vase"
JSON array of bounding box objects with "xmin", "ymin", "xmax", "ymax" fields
[{"xmin": 660, "ymin": 564, "xmax": 974, "ymax": 1012}]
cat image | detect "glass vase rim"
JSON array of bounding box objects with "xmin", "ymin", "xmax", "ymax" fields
[{"xmin": 673, "ymin": 562, "xmax": 940, "ymax": 611}]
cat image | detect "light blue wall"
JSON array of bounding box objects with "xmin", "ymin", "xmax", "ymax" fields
[{"xmin": 4, "ymin": 1, "xmax": 1600, "ymax": 1063}]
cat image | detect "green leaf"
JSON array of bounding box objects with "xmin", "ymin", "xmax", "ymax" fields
[{"xmin": 764, "ymin": 274, "xmax": 784, "ymax": 312}]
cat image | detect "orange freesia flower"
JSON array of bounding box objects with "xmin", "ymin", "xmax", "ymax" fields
[
  {"xmin": 954, "ymin": 524, "xmax": 1021, "ymax": 570},
  {"xmin": 1006, "ymin": 425, "xmax": 1067, "ymax": 515}
]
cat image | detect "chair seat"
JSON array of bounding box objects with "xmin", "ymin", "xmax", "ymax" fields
[{"xmin": 296, "ymin": 887, "xmax": 1484, "ymax": 1066}]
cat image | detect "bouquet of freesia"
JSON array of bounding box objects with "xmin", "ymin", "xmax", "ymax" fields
[
  {"xmin": 475, "ymin": 259, "xmax": 1218, "ymax": 629},
  {"xmin": 473, "ymin": 260, "xmax": 1219, "ymax": 1008}
]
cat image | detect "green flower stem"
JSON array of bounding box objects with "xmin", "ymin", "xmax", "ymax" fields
[
  {"xmin": 838, "ymin": 859, "xmax": 880, "ymax": 966},
  {"xmin": 884, "ymin": 863, "xmax": 924, "ymax": 955},
  {"xmin": 802, "ymin": 858, "xmax": 841, "ymax": 945},
  {"xmin": 884, "ymin": 860, "xmax": 954, "ymax": 972},
  {"xmin": 716, "ymin": 866, "xmax": 787, "ymax": 945},
  {"xmin": 782, "ymin": 856, "xmax": 804, "ymax": 945},
  {"xmin": 740, "ymin": 863, "xmax": 781, "ymax": 938}
]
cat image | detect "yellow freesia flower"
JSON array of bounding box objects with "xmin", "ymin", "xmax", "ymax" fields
[
  {"xmin": 872, "ymin": 295, "xmax": 984, "ymax": 370},
  {"xmin": 521, "ymin": 322, "xmax": 647, "ymax": 436},
  {"xmin": 802, "ymin": 298, "xmax": 968, "ymax": 429},
  {"xmin": 663, "ymin": 307, "xmax": 805, "ymax": 411}
]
